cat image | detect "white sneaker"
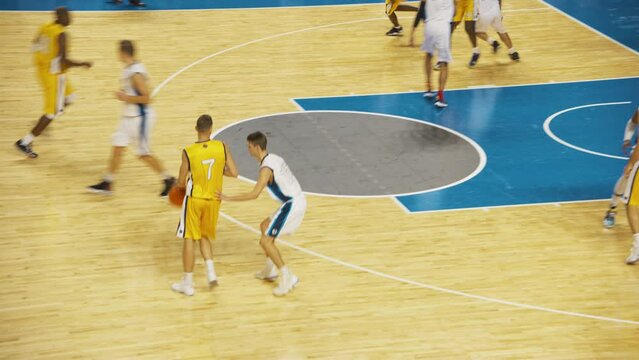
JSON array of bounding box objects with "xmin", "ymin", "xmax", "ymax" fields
[
  {"xmin": 171, "ymin": 281, "xmax": 195, "ymax": 296},
  {"xmin": 273, "ymin": 274, "xmax": 299, "ymax": 297},
  {"xmin": 423, "ymin": 91, "xmax": 437, "ymax": 100},
  {"xmin": 255, "ymin": 267, "xmax": 278, "ymax": 281},
  {"xmin": 626, "ymin": 246, "xmax": 639, "ymax": 265},
  {"xmin": 434, "ymin": 100, "xmax": 448, "ymax": 108}
]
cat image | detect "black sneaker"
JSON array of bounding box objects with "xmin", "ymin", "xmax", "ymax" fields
[
  {"xmin": 87, "ymin": 181, "xmax": 112, "ymax": 195},
  {"xmin": 15, "ymin": 140, "xmax": 38, "ymax": 158},
  {"xmin": 160, "ymin": 177, "xmax": 176, "ymax": 197},
  {"xmin": 469, "ymin": 53, "xmax": 480, "ymax": 67},
  {"xmin": 385, "ymin": 26, "xmax": 403, "ymax": 36},
  {"xmin": 509, "ymin": 51, "xmax": 520, "ymax": 61},
  {"xmin": 491, "ymin": 40, "xmax": 501, "ymax": 54}
]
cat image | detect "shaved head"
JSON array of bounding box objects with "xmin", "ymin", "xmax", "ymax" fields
[{"xmin": 55, "ymin": 7, "xmax": 70, "ymax": 26}]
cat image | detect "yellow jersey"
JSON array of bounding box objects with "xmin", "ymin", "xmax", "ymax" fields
[
  {"xmin": 32, "ymin": 22, "xmax": 65, "ymax": 74},
  {"xmin": 185, "ymin": 140, "xmax": 226, "ymax": 200}
]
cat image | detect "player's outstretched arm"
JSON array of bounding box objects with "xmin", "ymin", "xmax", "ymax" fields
[
  {"xmin": 223, "ymin": 143, "xmax": 239, "ymax": 178},
  {"xmin": 409, "ymin": 0, "xmax": 426, "ymax": 46},
  {"xmin": 176, "ymin": 150, "xmax": 190, "ymax": 189},
  {"xmin": 58, "ymin": 33, "xmax": 92, "ymax": 69},
  {"xmin": 217, "ymin": 167, "xmax": 271, "ymax": 202}
]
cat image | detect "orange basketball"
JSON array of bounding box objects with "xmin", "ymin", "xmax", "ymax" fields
[{"xmin": 168, "ymin": 186, "xmax": 186, "ymax": 207}]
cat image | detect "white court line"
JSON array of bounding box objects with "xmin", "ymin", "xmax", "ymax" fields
[
  {"xmin": 0, "ymin": 3, "xmax": 547, "ymax": 13},
  {"xmin": 210, "ymin": 110, "xmax": 487, "ymax": 199},
  {"xmin": 393, "ymin": 196, "xmax": 611, "ymax": 215},
  {"xmin": 543, "ymin": 102, "xmax": 632, "ymax": 161},
  {"xmin": 292, "ymin": 75, "xmax": 639, "ymax": 101},
  {"xmin": 219, "ymin": 211, "xmax": 639, "ymax": 326},
  {"xmin": 537, "ymin": 0, "xmax": 639, "ymax": 57}
]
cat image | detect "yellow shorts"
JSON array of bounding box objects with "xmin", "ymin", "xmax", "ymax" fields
[
  {"xmin": 624, "ymin": 162, "xmax": 639, "ymax": 206},
  {"xmin": 453, "ymin": 0, "xmax": 477, "ymax": 22},
  {"xmin": 38, "ymin": 68, "xmax": 74, "ymax": 118},
  {"xmin": 385, "ymin": 0, "xmax": 403, "ymax": 15},
  {"xmin": 176, "ymin": 197, "xmax": 221, "ymax": 240}
]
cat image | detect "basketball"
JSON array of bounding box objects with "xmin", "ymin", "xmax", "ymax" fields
[{"xmin": 168, "ymin": 186, "xmax": 185, "ymax": 207}]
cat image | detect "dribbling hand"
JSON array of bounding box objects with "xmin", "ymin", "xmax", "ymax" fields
[{"xmin": 622, "ymin": 140, "xmax": 632, "ymax": 155}]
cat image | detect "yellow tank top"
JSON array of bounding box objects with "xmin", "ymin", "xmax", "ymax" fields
[
  {"xmin": 32, "ymin": 22, "xmax": 65, "ymax": 74},
  {"xmin": 185, "ymin": 140, "xmax": 226, "ymax": 200}
]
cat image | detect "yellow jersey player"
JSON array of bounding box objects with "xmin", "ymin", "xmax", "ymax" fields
[
  {"xmin": 619, "ymin": 107, "xmax": 639, "ymax": 265},
  {"xmin": 15, "ymin": 7, "xmax": 92, "ymax": 158},
  {"xmin": 385, "ymin": 0, "xmax": 419, "ymax": 36},
  {"xmin": 172, "ymin": 115, "xmax": 238, "ymax": 296},
  {"xmin": 603, "ymin": 107, "xmax": 639, "ymax": 229},
  {"xmin": 451, "ymin": 0, "xmax": 482, "ymax": 67},
  {"xmin": 218, "ymin": 132, "xmax": 306, "ymax": 297}
]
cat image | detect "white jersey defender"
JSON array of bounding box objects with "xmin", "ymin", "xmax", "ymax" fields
[
  {"xmin": 261, "ymin": 153, "xmax": 306, "ymax": 237},
  {"xmin": 421, "ymin": 0, "xmax": 455, "ymax": 63}
]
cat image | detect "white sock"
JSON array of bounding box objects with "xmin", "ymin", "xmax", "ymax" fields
[
  {"xmin": 280, "ymin": 265, "xmax": 291, "ymax": 279},
  {"xmin": 104, "ymin": 173, "xmax": 114, "ymax": 183},
  {"xmin": 161, "ymin": 171, "xmax": 172, "ymax": 180},
  {"xmin": 184, "ymin": 272, "xmax": 193, "ymax": 286},
  {"xmin": 20, "ymin": 133, "xmax": 34, "ymax": 146},
  {"xmin": 265, "ymin": 257, "xmax": 274, "ymax": 269},
  {"xmin": 473, "ymin": 47, "xmax": 480, "ymax": 54},
  {"xmin": 206, "ymin": 260, "xmax": 217, "ymax": 280},
  {"xmin": 487, "ymin": 37, "xmax": 496, "ymax": 44},
  {"xmin": 633, "ymin": 234, "xmax": 639, "ymax": 247},
  {"xmin": 508, "ymin": 48, "xmax": 517, "ymax": 54}
]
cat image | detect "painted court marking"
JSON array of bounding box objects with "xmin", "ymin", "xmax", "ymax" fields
[
  {"xmin": 211, "ymin": 110, "xmax": 487, "ymax": 199},
  {"xmin": 150, "ymin": 13, "xmax": 639, "ymax": 326},
  {"xmin": 543, "ymin": 101, "xmax": 632, "ymax": 161},
  {"xmin": 220, "ymin": 212, "xmax": 639, "ymax": 326}
]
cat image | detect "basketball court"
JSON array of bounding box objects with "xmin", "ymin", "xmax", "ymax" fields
[{"xmin": 1, "ymin": 0, "xmax": 638, "ymax": 358}]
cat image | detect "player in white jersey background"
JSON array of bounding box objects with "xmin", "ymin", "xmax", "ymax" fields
[
  {"xmin": 86, "ymin": 40, "xmax": 175, "ymax": 197},
  {"xmin": 218, "ymin": 131, "xmax": 305, "ymax": 296},
  {"xmin": 410, "ymin": 0, "xmax": 455, "ymax": 108},
  {"xmin": 475, "ymin": 0, "xmax": 520, "ymax": 62},
  {"xmin": 604, "ymin": 106, "xmax": 639, "ymax": 229}
]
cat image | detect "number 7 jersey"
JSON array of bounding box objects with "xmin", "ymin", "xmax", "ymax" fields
[{"xmin": 184, "ymin": 140, "xmax": 226, "ymax": 200}]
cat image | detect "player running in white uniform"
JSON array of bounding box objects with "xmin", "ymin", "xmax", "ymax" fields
[
  {"xmin": 604, "ymin": 106, "xmax": 639, "ymax": 228},
  {"xmin": 475, "ymin": 0, "xmax": 520, "ymax": 62},
  {"xmin": 218, "ymin": 131, "xmax": 306, "ymax": 296},
  {"xmin": 86, "ymin": 40, "xmax": 175, "ymax": 196},
  {"xmin": 410, "ymin": 0, "xmax": 455, "ymax": 108}
]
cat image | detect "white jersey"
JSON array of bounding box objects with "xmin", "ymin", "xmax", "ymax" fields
[
  {"xmin": 121, "ymin": 62, "xmax": 151, "ymax": 117},
  {"xmin": 426, "ymin": 0, "xmax": 454, "ymax": 23},
  {"xmin": 478, "ymin": 0, "xmax": 500, "ymax": 13},
  {"xmin": 261, "ymin": 153, "xmax": 304, "ymax": 202}
]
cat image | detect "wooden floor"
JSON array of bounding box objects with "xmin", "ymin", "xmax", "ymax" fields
[{"xmin": 1, "ymin": 1, "xmax": 639, "ymax": 358}]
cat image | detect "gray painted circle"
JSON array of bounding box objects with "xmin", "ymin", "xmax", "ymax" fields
[{"xmin": 214, "ymin": 111, "xmax": 483, "ymax": 197}]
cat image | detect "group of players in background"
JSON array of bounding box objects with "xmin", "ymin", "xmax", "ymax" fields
[
  {"xmin": 385, "ymin": 0, "xmax": 519, "ymax": 107},
  {"xmin": 11, "ymin": 2, "xmax": 638, "ymax": 299},
  {"xmin": 15, "ymin": 7, "xmax": 305, "ymax": 297}
]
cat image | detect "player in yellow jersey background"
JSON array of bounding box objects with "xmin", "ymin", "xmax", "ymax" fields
[
  {"xmin": 385, "ymin": 0, "xmax": 418, "ymax": 36},
  {"xmin": 15, "ymin": 7, "xmax": 92, "ymax": 158},
  {"xmin": 172, "ymin": 115, "xmax": 238, "ymax": 296}
]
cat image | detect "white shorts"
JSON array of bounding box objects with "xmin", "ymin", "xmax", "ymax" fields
[
  {"xmin": 421, "ymin": 21, "xmax": 452, "ymax": 63},
  {"xmin": 111, "ymin": 109, "xmax": 155, "ymax": 155},
  {"xmin": 267, "ymin": 196, "xmax": 306, "ymax": 238},
  {"xmin": 476, "ymin": 8, "xmax": 506, "ymax": 33}
]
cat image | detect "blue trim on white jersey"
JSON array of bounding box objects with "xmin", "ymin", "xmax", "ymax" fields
[
  {"xmin": 267, "ymin": 201, "xmax": 293, "ymax": 237},
  {"xmin": 268, "ymin": 179, "xmax": 293, "ymax": 203}
]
